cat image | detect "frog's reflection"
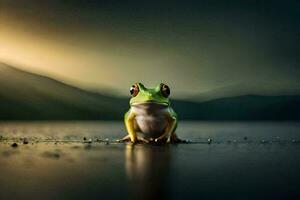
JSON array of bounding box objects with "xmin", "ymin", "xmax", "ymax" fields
[{"xmin": 125, "ymin": 144, "xmax": 171, "ymax": 200}]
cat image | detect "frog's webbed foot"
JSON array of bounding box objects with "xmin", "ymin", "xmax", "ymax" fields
[
  {"xmin": 153, "ymin": 133, "xmax": 186, "ymax": 144},
  {"xmin": 154, "ymin": 137, "xmax": 168, "ymax": 144},
  {"xmin": 137, "ymin": 137, "xmax": 150, "ymax": 143},
  {"xmin": 117, "ymin": 135, "xmax": 150, "ymax": 143},
  {"xmin": 116, "ymin": 135, "xmax": 131, "ymax": 142}
]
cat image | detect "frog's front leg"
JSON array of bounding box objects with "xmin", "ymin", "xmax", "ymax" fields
[
  {"xmin": 123, "ymin": 110, "xmax": 150, "ymax": 143},
  {"xmin": 154, "ymin": 114, "xmax": 177, "ymax": 143},
  {"xmin": 124, "ymin": 110, "xmax": 137, "ymax": 143}
]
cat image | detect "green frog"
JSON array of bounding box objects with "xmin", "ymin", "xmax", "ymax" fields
[{"xmin": 120, "ymin": 83, "xmax": 182, "ymax": 143}]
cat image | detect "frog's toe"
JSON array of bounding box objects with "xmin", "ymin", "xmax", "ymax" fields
[
  {"xmin": 117, "ymin": 135, "xmax": 131, "ymax": 143},
  {"xmin": 154, "ymin": 137, "xmax": 168, "ymax": 144},
  {"xmin": 137, "ymin": 137, "xmax": 150, "ymax": 143}
]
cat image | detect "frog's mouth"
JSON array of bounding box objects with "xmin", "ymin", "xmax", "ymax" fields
[{"xmin": 131, "ymin": 100, "xmax": 169, "ymax": 107}]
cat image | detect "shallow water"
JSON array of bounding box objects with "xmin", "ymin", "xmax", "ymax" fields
[{"xmin": 0, "ymin": 121, "xmax": 300, "ymax": 200}]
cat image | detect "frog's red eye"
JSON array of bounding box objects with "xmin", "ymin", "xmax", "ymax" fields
[
  {"xmin": 160, "ymin": 83, "xmax": 170, "ymax": 98},
  {"xmin": 130, "ymin": 84, "xmax": 139, "ymax": 97}
]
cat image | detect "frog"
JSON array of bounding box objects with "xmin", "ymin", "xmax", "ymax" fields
[{"xmin": 120, "ymin": 83, "xmax": 182, "ymax": 143}]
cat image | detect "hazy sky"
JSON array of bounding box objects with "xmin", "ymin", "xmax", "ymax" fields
[{"xmin": 0, "ymin": 1, "xmax": 299, "ymax": 97}]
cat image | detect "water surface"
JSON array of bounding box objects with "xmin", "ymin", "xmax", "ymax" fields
[{"xmin": 0, "ymin": 121, "xmax": 299, "ymax": 200}]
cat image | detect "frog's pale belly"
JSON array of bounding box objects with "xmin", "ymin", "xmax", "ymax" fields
[
  {"xmin": 135, "ymin": 115, "xmax": 167, "ymax": 138},
  {"xmin": 131, "ymin": 103, "xmax": 168, "ymax": 138}
]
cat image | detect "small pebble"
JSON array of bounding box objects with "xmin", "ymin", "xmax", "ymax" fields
[
  {"xmin": 83, "ymin": 137, "xmax": 87, "ymax": 141},
  {"xmin": 105, "ymin": 138, "xmax": 110, "ymax": 145},
  {"xmin": 23, "ymin": 138, "xmax": 28, "ymax": 144},
  {"xmin": 207, "ymin": 138, "xmax": 212, "ymax": 144},
  {"xmin": 11, "ymin": 143, "xmax": 18, "ymax": 148},
  {"xmin": 243, "ymin": 136, "xmax": 248, "ymax": 140},
  {"xmin": 88, "ymin": 139, "xmax": 92, "ymax": 143}
]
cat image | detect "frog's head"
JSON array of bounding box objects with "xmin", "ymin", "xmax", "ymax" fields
[{"xmin": 129, "ymin": 83, "xmax": 171, "ymax": 106}]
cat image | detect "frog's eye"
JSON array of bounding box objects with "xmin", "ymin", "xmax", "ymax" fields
[
  {"xmin": 130, "ymin": 84, "xmax": 139, "ymax": 97},
  {"xmin": 160, "ymin": 83, "xmax": 170, "ymax": 98}
]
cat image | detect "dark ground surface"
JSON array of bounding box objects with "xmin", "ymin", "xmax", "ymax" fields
[{"xmin": 0, "ymin": 121, "xmax": 299, "ymax": 200}]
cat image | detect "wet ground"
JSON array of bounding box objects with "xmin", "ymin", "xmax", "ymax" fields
[{"xmin": 0, "ymin": 121, "xmax": 300, "ymax": 200}]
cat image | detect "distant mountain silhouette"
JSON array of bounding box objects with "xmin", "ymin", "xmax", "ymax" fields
[
  {"xmin": 0, "ymin": 62, "xmax": 128, "ymax": 120},
  {"xmin": 173, "ymin": 95, "xmax": 300, "ymax": 120},
  {"xmin": 190, "ymin": 81, "xmax": 300, "ymax": 102},
  {"xmin": 0, "ymin": 62, "xmax": 299, "ymax": 120}
]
